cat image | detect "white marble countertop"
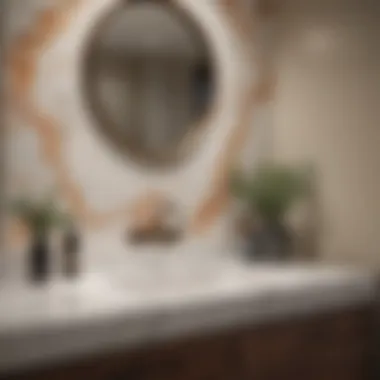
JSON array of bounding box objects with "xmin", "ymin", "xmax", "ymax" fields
[{"xmin": 0, "ymin": 260, "xmax": 377, "ymax": 374}]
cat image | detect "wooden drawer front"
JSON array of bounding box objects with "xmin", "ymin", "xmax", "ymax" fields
[
  {"xmin": 239, "ymin": 323, "xmax": 308, "ymax": 379},
  {"xmin": 175, "ymin": 337, "xmax": 238, "ymax": 380},
  {"xmin": 20, "ymin": 336, "xmax": 236, "ymax": 380},
  {"xmin": 305, "ymin": 360, "xmax": 368, "ymax": 380},
  {"xmin": 115, "ymin": 337, "xmax": 235, "ymax": 380},
  {"xmin": 305, "ymin": 310, "xmax": 370, "ymax": 373},
  {"xmin": 240, "ymin": 310, "xmax": 371, "ymax": 380},
  {"xmin": 103, "ymin": 351, "xmax": 185, "ymax": 380},
  {"xmin": 307, "ymin": 310, "xmax": 370, "ymax": 345}
]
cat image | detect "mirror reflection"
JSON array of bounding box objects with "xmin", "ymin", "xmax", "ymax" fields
[{"xmin": 84, "ymin": 1, "xmax": 214, "ymax": 167}]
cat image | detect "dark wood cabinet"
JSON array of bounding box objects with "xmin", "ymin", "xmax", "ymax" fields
[
  {"xmin": 238, "ymin": 309, "xmax": 373, "ymax": 380},
  {"xmin": 6, "ymin": 307, "xmax": 375, "ymax": 380}
]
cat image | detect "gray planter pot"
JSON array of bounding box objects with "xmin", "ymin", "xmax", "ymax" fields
[{"xmin": 244, "ymin": 221, "xmax": 292, "ymax": 262}]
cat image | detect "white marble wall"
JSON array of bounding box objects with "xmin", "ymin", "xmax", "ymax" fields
[{"xmin": 4, "ymin": 0, "xmax": 271, "ymax": 275}]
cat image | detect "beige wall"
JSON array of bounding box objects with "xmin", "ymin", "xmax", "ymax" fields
[{"xmin": 271, "ymin": 0, "xmax": 380, "ymax": 267}]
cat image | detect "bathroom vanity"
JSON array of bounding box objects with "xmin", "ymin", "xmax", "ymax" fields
[
  {"xmin": 0, "ymin": 264, "xmax": 376, "ymax": 380},
  {"xmin": 3, "ymin": 1, "xmax": 378, "ymax": 378}
]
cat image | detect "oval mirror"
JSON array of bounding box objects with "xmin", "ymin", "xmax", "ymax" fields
[{"xmin": 83, "ymin": 0, "xmax": 215, "ymax": 168}]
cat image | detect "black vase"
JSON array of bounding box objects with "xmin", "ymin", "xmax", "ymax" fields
[{"xmin": 29, "ymin": 233, "xmax": 50, "ymax": 283}]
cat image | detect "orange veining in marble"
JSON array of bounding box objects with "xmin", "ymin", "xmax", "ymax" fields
[
  {"xmin": 191, "ymin": 85, "xmax": 257, "ymax": 234},
  {"xmin": 7, "ymin": 0, "xmax": 138, "ymax": 234},
  {"xmin": 190, "ymin": 1, "xmax": 277, "ymax": 234}
]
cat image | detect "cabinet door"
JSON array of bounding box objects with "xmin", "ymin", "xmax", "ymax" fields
[
  {"xmin": 88, "ymin": 335, "xmax": 238, "ymax": 380},
  {"xmin": 239, "ymin": 309, "xmax": 373, "ymax": 380},
  {"xmin": 302, "ymin": 310, "xmax": 372, "ymax": 380},
  {"xmin": 239, "ymin": 322, "xmax": 309, "ymax": 379}
]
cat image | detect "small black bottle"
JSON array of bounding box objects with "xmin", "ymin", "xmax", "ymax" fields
[
  {"xmin": 62, "ymin": 224, "xmax": 80, "ymax": 278},
  {"xmin": 29, "ymin": 232, "xmax": 50, "ymax": 284}
]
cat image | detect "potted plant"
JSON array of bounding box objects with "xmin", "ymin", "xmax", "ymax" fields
[
  {"xmin": 230, "ymin": 163, "xmax": 309, "ymax": 261},
  {"xmin": 10, "ymin": 195, "xmax": 71, "ymax": 283}
]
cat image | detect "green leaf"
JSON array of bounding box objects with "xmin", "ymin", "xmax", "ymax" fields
[
  {"xmin": 8, "ymin": 194, "xmax": 73, "ymax": 233},
  {"xmin": 229, "ymin": 163, "xmax": 310, "ymax": 222}
]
